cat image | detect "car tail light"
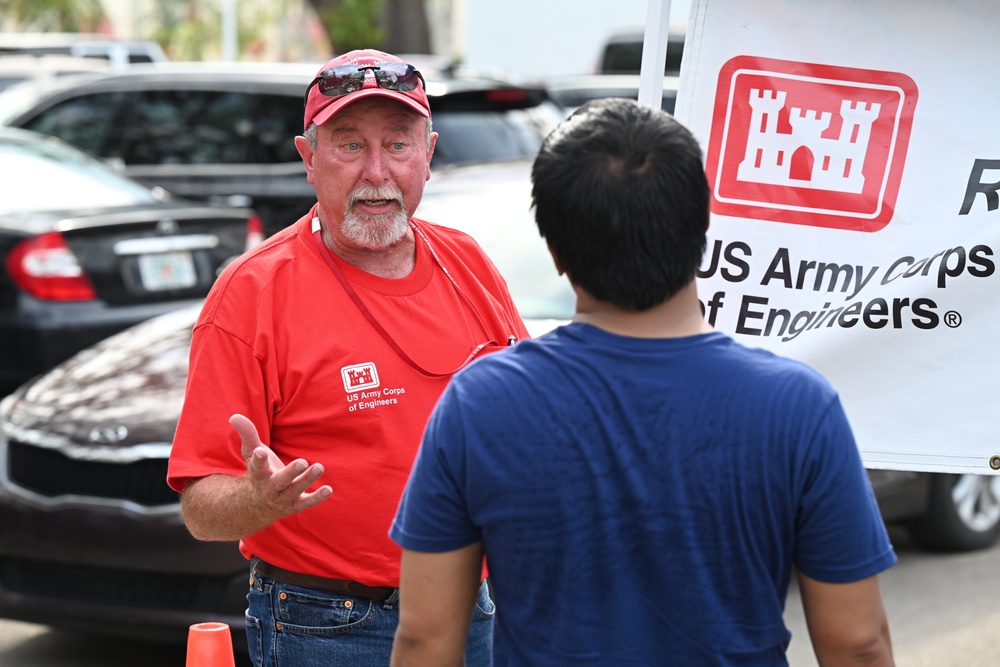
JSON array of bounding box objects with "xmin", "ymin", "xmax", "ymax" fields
[
  {"xmin": 6, "ymin": 232, "xmax": 97, "ymax": 301},
  {"xmin": 486, "ymin": 88, "xmax": 530, "ymax": 103},
  {"xmin": 245, "ymin": 213, "xmax": 265, "ymax": 252}
]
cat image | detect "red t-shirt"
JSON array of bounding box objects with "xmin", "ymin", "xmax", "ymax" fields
[{"xmin": 167, "ymin": 209, "xmax": 528, "ymax": 586}]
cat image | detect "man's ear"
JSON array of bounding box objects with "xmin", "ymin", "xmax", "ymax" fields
[
  {"xmin": 294, "ymin": 135, "xmax": 316, "ymax": 185},
  {"xmin": 425, "ymin": 132, "xmax": 438, "ymax": 181}
]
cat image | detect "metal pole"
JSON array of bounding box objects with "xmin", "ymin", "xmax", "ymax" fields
[
  {"xmin": 221, "ymin": 0, "xmax": 238, "ymax": 61},
  {"xmin": 637, "ymin": 0, "xmax": 672, "ymax": 110}
]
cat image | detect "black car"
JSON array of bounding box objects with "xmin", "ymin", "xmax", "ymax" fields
[
  {"xmin": 0, "ymin": 126, "xmax": 261, "ymax": 396},
  {"xmin": 2, "ymin": 154, "xmax": 998, "ymax": 646},
  {"xmin": 0, "ymin": 157, "xmax": 570, "ymax": 644},
  {"xmin": 0, "ymin": 60, "xmax": 564, "ymax": 237},
  {"xmin": 545, "ymin": 73, "xmax": 680, "ymax": 116}
]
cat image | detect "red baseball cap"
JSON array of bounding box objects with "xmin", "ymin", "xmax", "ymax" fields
[{"xmin": 303, "ymin": 49, "xmax": 430, "ymax": 130}]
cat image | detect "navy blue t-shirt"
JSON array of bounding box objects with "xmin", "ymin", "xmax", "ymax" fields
[{"xmin": 391, "ymin": 323, "xmax": 895, "ymax": 666}]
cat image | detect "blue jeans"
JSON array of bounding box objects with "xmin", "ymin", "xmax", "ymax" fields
[{"xmin": 246, "ymin": 562, "xmax": 494, "ymax": 666}]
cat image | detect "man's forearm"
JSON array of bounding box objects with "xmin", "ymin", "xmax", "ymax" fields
[
  {"xmin": 390, "ymin": 545, "xmax": 484, "ymax": 666},
  {"xmin": 800, "ymin": 573, "xmax": 894, "ymax": 666},
  {"xmin": 811, "ymin": 637, "xmax": 894, "ymax": 666},
  {"xmin": 179, "ymin": 474, "xmax": 280, "ymax": 541}
]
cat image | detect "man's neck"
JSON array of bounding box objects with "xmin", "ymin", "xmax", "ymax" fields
[{"xmin": 571, "ymin": 282, "xmax": 713, "ymax": 339}]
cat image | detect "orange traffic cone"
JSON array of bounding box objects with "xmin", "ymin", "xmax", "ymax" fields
[{"xmin": 185, "ymin": 622, "xmax": 237, "ymax": 667}]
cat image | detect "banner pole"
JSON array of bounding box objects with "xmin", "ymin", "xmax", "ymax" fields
[{"xmin": 638, "ymin": 0, "xmax": 672, "ymax": 109}]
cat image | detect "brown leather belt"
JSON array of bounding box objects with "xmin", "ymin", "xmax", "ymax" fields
[{"xmin": 252, "ymin": 559, "xmax": 396, "ymax": 601}]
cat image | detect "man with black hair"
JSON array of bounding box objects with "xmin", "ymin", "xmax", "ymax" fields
[{"xmin": 389, "ymin": 98, "xmax": 896, "ymax": 666}]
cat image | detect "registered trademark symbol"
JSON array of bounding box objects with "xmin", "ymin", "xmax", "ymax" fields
[{"xmin": 944, "ymin": 311, "xmax": 962, "ymax": 328}]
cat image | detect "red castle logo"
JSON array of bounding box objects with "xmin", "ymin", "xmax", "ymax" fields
[
  {"xmin": 341, "ymin": 362, "xmax": 380, "ymax": 392},
  {"xmin": 704, "ymin": 56, "xmax": 918, "ymax": 232}
]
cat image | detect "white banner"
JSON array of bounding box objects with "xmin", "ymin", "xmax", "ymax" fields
[{"xmin": 675, "ymin": 0, "xmax": 1000, "ymax": 473}]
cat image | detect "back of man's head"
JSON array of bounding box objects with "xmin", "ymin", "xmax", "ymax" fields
[{"xmin": 531, "ymin": 98, "xmax": 709, "ymax": 311}]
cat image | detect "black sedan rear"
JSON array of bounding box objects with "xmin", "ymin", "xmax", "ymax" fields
[
  {"xmin": 0, "ymin": 126, "xmax": 261, "ymax": 394},
  {"xmin": 2, "ymin": 157, "xmax": 996, "ymax": 648},
  {"xmin": 0, "ymin": 157, "xmax": 569, "ymax": 644}
]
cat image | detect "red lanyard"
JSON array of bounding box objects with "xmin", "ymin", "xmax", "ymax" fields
[{"xmin": 311, "ymin": 218, "xmax": 502, "ymax": 377}]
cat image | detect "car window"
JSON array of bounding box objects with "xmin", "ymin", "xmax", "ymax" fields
[
  {"xmin": 253, "ymin": 92, "xmax": 307, "ymax": 164},
  {"xmin": 548, "ymin": 87, "xmax": 677, "ymax": 115},
  {"xmin": 431, "ymin": 104, "xmax": 561, "ymax": 167},
  {"xmin": 15, "ymin": 81, "xmax": 561, "ymax": 171},
  {"xmin": 0, "ymin": 136, "xmax": 156, "ymax": 212},
  {"xmin": 21, "ymin": 90, "xmax": 125, "ymax": 155},
  {"xmin": 22, "ymin": 88, "xmax": 304, "ymax": 167},
  {"xmin": 119, "ymin": 89, "xmax": 259, "ymax": 165},
  {"xmin": 600, "ymin": 37, "xmax": 684, "ymax": 75}
]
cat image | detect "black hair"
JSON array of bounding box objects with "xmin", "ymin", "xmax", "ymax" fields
[{"xmin": 531, "ymin": 98, "xmax": 709, "ymax": 311}]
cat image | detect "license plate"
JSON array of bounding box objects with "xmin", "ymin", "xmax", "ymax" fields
[{"xmin": 137, "ymin": 251, "xmax": 197, "ymax": 291}]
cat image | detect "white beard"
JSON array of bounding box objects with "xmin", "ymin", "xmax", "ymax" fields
[{"xmin": 341, "ymin": 185, "xmax": 410, "ymax": 251}]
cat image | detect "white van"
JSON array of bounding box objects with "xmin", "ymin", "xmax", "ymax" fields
[{"xmin": 0, "ymin": 33, "xmax": 168, "ymax": 70}]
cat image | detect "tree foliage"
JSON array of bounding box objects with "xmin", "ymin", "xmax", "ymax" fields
[
  {"xmin": 308, "ymin": 0, "xmax": 386, "ymax": 53},
  {"xmin": 145, "ymin": 0, "xmax": 272, "ymax": 60},
  {"xmin": 0, "ymin": 0, "xmax": 431, "ymax": 61},
  {"xmin": 0, "ymin": 0, "xmax": 106, "ymax": 32},
  {"xmin": 305, "ymin": 0, "xmax": 431, "ymax": 55}
]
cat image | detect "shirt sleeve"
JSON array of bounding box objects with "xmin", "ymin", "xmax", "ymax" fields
[
  {"xmin": 166, "ymin": 319, "xmax": 273, "ymax": 492},
  {"xmin": 792, "ymin": 397, "xmax": 897, "ymax": 583},
  {"xmin": 389, "ymin": 380, "xmax": 482, "ymax": 552}
]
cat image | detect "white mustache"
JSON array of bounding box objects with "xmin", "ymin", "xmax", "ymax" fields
[{"xmin": 348, "ymin": 185, "xmax": 403, "ymax": 208}]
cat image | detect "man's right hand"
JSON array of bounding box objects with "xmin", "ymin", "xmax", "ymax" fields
[
  {"xmin": 177, "ymin": 415, "xmax": 333, "ymax": 542},
  {"xmin": 229, "ymin": 413, "xmax": 333, "ymax": 516}
]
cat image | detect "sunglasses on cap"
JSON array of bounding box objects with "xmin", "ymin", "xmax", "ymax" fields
[{"xmin": 306, "ymin": 62, "xmax": 425, "ymax": 99}]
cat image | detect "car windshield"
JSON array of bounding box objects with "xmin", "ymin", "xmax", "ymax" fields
[
  {"xmin": 431, "ymin": 103, "xmax": 563, "ymax": 168},
  {"xmin": 0, "ymin": 134, "xmax": 157, "ymax": 213},
  {"xmin": 600, "ymin": 35, "xmax": 685, "ymax": 75}
]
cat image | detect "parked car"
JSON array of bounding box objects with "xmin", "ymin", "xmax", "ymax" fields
[
  {"xmin": 545, "ymin": 73, "xmax": 680, "ymax": 115},
  {"xmin": 0, "ymin": 32, "xmax": 168, "ymax": 68},
  {"xmin": 0, "ymin": 60, "xmax": 564, "ymax": 237},
  {"xmin": 868, "ymin": 469, "xmax": 1000, "ymax": 551},
  {"xmin": 0, "ymin": 54, "xmax": 111, "ymax": 94},
  {"xmin": 0, "ymin": 126, "xmax": 262, "ymax": 396},
  {"xmin": 1, "ymin": 151, "xmax": 997, "ymax": 643},
  {"xmin": 0, "ymin": 157, "xmax": 570, "ymax": 643}
]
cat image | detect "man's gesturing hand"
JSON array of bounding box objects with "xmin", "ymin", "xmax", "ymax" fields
[{"xmin": 229, "ymin": 413, "xmax": 333, "ymax": 518}]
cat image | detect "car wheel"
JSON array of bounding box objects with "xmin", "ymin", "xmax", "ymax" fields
[{"xmin": 905, "ymin": 474, "xmax": 1000, "ymax": 551}]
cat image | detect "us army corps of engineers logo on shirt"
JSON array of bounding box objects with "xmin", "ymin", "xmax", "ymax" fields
[
  {"xmin": 340, "ymin": 362, "xmax": 406, "ymax": 412},
  {"xmin": 704, "ymin": 56, "xmax": 918, "ymax": 233}
]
